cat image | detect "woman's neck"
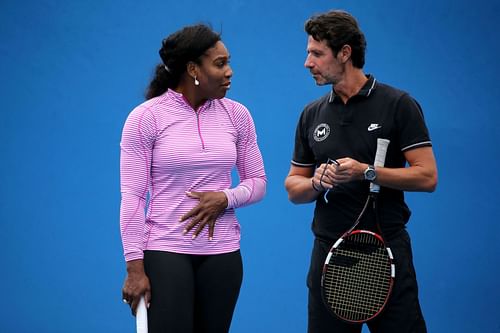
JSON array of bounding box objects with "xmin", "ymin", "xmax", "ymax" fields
[{"xmin": 174, "ymin": 81, "xmax": 206, "ymax": 111}]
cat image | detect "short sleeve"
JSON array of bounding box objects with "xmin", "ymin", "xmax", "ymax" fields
[
  {"xmin": 395, "ymin": 94, "xmax": 432, "ymax": 152},
  {"xmin": 291, "ymin": 110, "xmax": 316, "ymax": 167}
]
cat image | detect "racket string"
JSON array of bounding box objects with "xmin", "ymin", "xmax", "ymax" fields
[
  {"xmin": 325, "ymin": 259, "xmax": 389, "ymax": 316},
  {"xmin": 323, "ymin": 232, "xmax": 393, "ymax": 321}
]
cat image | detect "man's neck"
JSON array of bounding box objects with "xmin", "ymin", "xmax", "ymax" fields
[{"xmin": 333, "ymin": 68, "xmax": 368, "ymax": 104}]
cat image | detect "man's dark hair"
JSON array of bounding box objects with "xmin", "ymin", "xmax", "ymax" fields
[{"xmin": 305, "ymin": 10, "xmax": 366, "ymax": 68}]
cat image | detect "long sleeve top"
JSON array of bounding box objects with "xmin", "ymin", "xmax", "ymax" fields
[{"xmin": 120, "ymin": 89, "xmax": 267, "ymax": 261}]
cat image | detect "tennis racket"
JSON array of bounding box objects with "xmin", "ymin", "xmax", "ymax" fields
[
  {"xmin": 136, "ymin": 296, "xmax": 148, "ymax": 333},
  {"xmin": 321, "ymin": 138, "xmax": 394, "ymax": 323}
]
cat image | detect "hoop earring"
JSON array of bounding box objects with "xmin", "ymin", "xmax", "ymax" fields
[{"xmin": 194, "ymin": 76, "xmax": 200, "ymax": 86}]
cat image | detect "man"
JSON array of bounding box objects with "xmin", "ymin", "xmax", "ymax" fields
[{"xmin": 284, "ymin": 10, "xmax": 437, "ymax": 333}]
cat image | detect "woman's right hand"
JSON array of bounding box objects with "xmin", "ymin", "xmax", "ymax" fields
[{"xmin": 122, "ymin": 259, "xmax": 151, "ymax": 316}]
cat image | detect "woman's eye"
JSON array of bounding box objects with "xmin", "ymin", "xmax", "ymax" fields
[{"xmin": 215, "ymin": 60, "xmax": 230, "ymax": 68}]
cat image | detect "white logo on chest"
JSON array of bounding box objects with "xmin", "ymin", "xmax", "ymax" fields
[
  {"xmin": 367, "ymin": 123, "xmax": 382, "ymax": 131},
  {"xmin": 313, "ymin": 123, "xmax": 331, "ymax": 142}
]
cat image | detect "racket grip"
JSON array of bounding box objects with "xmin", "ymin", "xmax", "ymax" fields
[
  {"xmin": 370, "ymin": 138, "xmax": 390, "ymax": 193},
  {"xmin": 136, "ymin": 296, "xmax": 148, "ymax": 333}
]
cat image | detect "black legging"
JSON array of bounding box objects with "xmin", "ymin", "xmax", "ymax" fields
[{"xmin": 143, "ymin": 250, "xmax": 243, "ymax": 333}]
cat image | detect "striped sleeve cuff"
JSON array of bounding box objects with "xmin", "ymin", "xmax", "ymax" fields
[{"xmin": 401, "ymin": 141, "xmax": 432, "ymax": 152}]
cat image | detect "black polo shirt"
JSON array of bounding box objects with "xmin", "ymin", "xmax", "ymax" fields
[{"xmin": 292, "ymin": 75, "xmax": 432, "ymax": 240}]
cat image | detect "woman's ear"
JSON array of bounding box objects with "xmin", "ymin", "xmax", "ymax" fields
[{"xmin": 186, "ymin": 61, "xmax": 198, "ymax": 80}]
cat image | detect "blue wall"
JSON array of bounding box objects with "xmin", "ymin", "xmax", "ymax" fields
[{"xmin": 1, "ymin": 1, "xmax": 499, "ymax": 332}]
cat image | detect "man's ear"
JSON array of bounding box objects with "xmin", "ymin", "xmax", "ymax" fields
[{"xmin": 339, "ymin": 45, "xmax": 352, "ymax": 64}]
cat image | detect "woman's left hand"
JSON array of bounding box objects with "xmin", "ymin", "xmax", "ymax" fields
[{"xmin": 180, "ymin": 191, "xmax": 228, "ymax": 240}]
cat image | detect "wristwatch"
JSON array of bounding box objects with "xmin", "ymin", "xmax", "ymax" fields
[{"xmin": 364, "ymin": 165, "xmax": 377, "ymax": 181}]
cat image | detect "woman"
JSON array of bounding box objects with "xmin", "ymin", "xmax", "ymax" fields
[{"xmin": 120, "ymin": 24, "xmax": 267, "ymax": 333}]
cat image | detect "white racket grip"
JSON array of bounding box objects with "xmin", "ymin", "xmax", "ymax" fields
[
  {"xmin": 370, "ymin": 138, "xmax": 390, "ymax": 193},
  {"xmin": 136, "ymin": 296, "xmax": 148, "ymax": 333}
]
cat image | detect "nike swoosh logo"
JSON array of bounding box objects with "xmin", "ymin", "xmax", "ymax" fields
[{"xmin": 367, "ymin": 124, "xmax": 382, "ymax": 131}]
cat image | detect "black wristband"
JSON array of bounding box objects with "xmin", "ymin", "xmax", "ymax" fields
[{"xmin": 311, "ymin": 178, "xmax": 321, "ymax": 192}]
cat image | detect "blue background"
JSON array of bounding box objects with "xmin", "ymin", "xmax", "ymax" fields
[{"xmin": 1, "ymin": 0, "xmax": 499, "ymax": 332}]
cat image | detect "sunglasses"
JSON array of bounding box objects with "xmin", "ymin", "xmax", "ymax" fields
[{"xmin": 320, "ymin": 158, "xmax": 339, "ymax": 204}]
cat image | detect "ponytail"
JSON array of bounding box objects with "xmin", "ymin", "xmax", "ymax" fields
[{"xmin": 145, "ymin": 64, "xmax": 178, "ymax": 100}]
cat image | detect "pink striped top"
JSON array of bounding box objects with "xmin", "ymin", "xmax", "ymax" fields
[{"xmin": 120, "ymin": 89, "xmax": 267, "ymax": 261}]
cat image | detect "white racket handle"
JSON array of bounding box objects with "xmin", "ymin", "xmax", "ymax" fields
[
  {"xmin": 136, "ymin": 296, "xmax": 148, "ymax": 333},
  {"xmin": 370, "ymin": 138, "xmax": 390, "ymax": 193}
]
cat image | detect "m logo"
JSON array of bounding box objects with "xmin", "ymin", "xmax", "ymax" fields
[{"xmin": 313, "ymin": 123, "xmax": 331, "ymax": 142}]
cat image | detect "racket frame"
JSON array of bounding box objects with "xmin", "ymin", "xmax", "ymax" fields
[{"xmin": 320, "ymin": 195, "xmax": 395, "ymax": 323}]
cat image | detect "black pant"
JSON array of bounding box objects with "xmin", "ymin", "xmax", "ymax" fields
[
  {"xmin": 144, "ymin": 250, "xmax": 243, "ymax": 333},
  {"xmin": 307, "ymin": 229, "xmax": 427, "ymax": 333}
]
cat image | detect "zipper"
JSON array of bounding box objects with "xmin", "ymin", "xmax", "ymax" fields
[
  {"xmin": 181, "ymin": 94, "xmax": 207, "ymax": 151},
  {"xmin": 194, "ymin": 111, "xmax": 206, "ymax": 150}
]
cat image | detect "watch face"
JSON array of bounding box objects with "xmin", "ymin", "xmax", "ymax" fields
[{"xmin": 365, "ymin": 168, "xmax": 376, "ymax": 181}]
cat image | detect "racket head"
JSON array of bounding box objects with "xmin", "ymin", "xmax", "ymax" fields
[{"xmin": 321, "ymin": 230, "xmax": 395, "ymax": 323}]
